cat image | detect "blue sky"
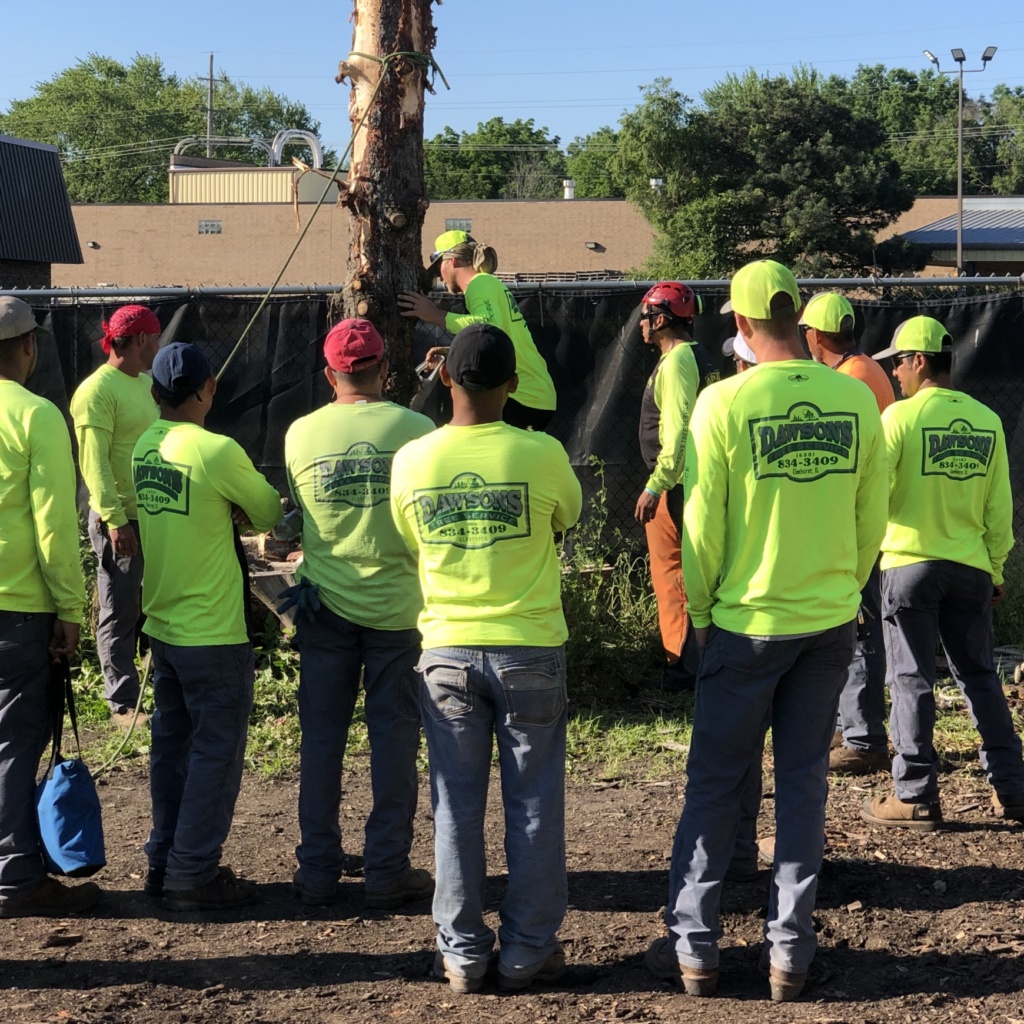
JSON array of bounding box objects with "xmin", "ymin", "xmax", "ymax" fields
[{"xmin": 2, "ymin": 1, "xmax": 1022, "ymax": 156}]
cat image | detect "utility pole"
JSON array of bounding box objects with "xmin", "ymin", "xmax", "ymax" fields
[
  {"xmin": 199, "ymin": 54, "xmax": 227, "ymax": 159},
  {"xmin": 336, "ymin": 0, "xmax": 441, "ymax": 405},
  {"xmin": 207, "ymin": 53, "xmax": 214, "ymax": 158}
]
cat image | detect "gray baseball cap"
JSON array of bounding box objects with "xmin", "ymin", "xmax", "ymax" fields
[{"xmin": 0, "ymin": 297, "xmax": 50, "ymax": 342}]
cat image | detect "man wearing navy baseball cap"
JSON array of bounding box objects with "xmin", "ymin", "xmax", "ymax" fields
[{"xmin": 133, "ymin": 342, "xmax": 283, "ymax": 912}]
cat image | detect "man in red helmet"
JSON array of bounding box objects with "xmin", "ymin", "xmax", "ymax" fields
[{"xmin": 634, "ymin": 282, "xmax": 719, "ymax": 690}]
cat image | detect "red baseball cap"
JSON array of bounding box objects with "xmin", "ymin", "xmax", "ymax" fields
[{"xmin": 324, "ymin": 318, "xmax": 385, "ymax": 373}]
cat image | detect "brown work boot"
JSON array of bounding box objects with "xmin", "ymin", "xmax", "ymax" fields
[
  {"xmin": 830, "ymin": 728, "xmax": 843, "ymax": 750},
  {"xmin": 0, "ymin": 876, "xmax": 102, "ymax": 918},
  {"xmin": 113, "ymin": 709, "xmax": 149, "ymax": 730},
  {"xmin": 161, "ymin": 865, "xmax": 258, "ymax": 911},
  {"xmin": 365, "ymin": 866, "xmax": 434, "ymax": 909},
  {"xmin": 434, "ymin": 950, "xmax": 487, "ymax": 994},
  {"xmin": 828, "ymin": 746, "xmax": 890, "ymax": 775},
  {"xmin": 645, "ymin": 936, "xmax": 718, "ymax": 996},
  {"xmin": 769, "ymin": 964, "xmax": 807, "ymax": 1002},
  {"xmin": 498, "ymin": 945, "xmax": 567, "ymax": 990},
  {"xmin": 756, "ymin": 835, "xmax": 775, "ymax": 866},
  {"xmin": 861, "ymin": 793, "xmax": 942, "ymax": 831},
  {"xmin": 758, "ymin": 944, "xmax": 806, "ymax": 1001},
  {"xmin": 992, "ymin": 792, "xmax": 1024, "ymax": 821}
]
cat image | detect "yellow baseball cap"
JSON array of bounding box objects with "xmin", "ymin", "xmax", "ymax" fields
[
  {"xmin": 428, "ymin": 229, "xmax": 473, "ymax": 271},
  {"xmin": 721, "ymin": 259, "xmax": 801, "ymax": 319},
  {"xmin": 800, "ymin": 292, "xmax": 855, "ymax": 333},
  {"xmin": 872, "ymin": 315, "xmax": 952, "ymax": 360}
]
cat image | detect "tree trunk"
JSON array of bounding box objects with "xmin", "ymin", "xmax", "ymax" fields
[{"xmin": 338, "ymin": 0, "xmax": 438, "ymax": 405}]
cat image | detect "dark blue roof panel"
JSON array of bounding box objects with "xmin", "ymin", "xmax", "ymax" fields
[
  {"xmin": 0, "ymin": 136, "xmax": 83, "ymax": 265},
  {"xmin": 904, "ymin": 208, "xmax": 1024, "ymax": 248}
]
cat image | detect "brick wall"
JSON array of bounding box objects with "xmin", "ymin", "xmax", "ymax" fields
[{"xmin": 56, "ymin": 200, "xmax": 656, "ymax": 288}]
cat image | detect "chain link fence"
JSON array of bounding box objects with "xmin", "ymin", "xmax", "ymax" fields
[{"xmin": 9, "ymin": 277, "xmax": 1024, "ymax": 544}]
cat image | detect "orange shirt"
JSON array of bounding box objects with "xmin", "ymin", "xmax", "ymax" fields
[{"xmin": 836, "ymin": 351, "xmax": 895, "ymax": 414}]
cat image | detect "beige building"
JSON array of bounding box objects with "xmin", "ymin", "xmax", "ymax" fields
[{"xmin": 57, "ymin": 198, "xmax": 656, "ymax": 289}]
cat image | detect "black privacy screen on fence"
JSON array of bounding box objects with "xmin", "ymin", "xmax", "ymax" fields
[{"xmin": 21, "ymin": 281, "xmax": 1024, "ymax": 541}]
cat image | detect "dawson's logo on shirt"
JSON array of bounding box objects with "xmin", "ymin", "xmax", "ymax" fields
[
  {"xmin": 748, "ymin": 402, "xmax": 860, "ymax": 482},
  {"xmin": 133, "ymin": 449, "xmax": 191, "ymax": 516},
  {"xmin": 313, "ymin": 442, "xmax": 394, "ymax": 508},
  {"xmin": 921, "ymin": 419, "xmax": 995, "ymax": 481},
  {"xmin": 413, "ymin": 472, "xmax": 531, "ymax": 548}
]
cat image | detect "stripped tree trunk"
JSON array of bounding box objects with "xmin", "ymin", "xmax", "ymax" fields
[{"xmin": 337, "ymin": 0, "xmax": 438, "ymax": 405}]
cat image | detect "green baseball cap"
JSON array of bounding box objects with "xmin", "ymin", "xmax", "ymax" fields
[
  {"xmin": 428, "ymin": 229, "xmax": 473, "ymax": 272},
  {"xmin": 872, "ymin": 315, "xmax": 952, "ymax": 361},
  {"xmin": 721, "ymin": 259, "xmax": 801, "ymax": 319},
  {"xmin": 800, "ymin": 292, "xmax": 855, "ymax": 333}
]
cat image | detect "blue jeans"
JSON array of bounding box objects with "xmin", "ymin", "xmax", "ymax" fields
[
  {"xmin": 146, "ymin": 639, "xmax": 254, "ymax": 890},
  {"xmin": 837, "ymin": 562, "xmax": 888, "ymax": 752},
  {"xmin": 883, "ymin": 560, "xmax": 1024, "ymax": 803},
  {"xmin": 294, "ymin": 605, "xmax": 421, "ymax": 891},
  {"xmin": 418, "ymin": 645, "xmax": 567, "ymax": 980},
  {"xmin": 88, "ymin": 512, "xmax": 144, "ymax": 713},
  {"xmin": 667, "ymin": 622, "xmax": 855, "ymax": 974},
  {"xmin": 0, "ymin": 612, "xmax": 54, "ymax": 899}
]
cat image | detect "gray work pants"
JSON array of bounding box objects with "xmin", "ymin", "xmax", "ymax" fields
[
  {"xmin": 294, "ymin": 604, "xmax": 421, "ymax": 892},
  {"xmin": 88, "ymin": 511, "xmax": 144, "ymax": 713},
  {"xmin": 667, "ymin": 622, "xmax": 855, "ymax": 974},
  {"xmin": 837, "ymin": 561, "xmax": 888, "ymax": 752},
  {"xmin": 145, "ymin": 638, "xmax": 254, "ymax": 890},
  {"xmin": 0, "ymin": 612, "xmax": 54, "ymax": 900},
  {"xmin": 883, "ymin": 560, "xmax": 1024, "ymax": 803}
]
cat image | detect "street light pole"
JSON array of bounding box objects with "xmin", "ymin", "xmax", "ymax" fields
[{"xmin": 923, "ymin": 46, "xmax": 997, "ymax": 277}]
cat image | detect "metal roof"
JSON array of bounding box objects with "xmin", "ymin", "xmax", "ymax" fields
[
  {"xmin": 903, "ymin": 207, "xmax": 1024, "ymax": 248},
  {"xmin": 0, "ymin": 135, "xmax": 83, "ymax": 265}
]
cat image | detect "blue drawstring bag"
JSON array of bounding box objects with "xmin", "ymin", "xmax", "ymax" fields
[{"xmin": 35, "ymin": 657, "xmax": 106, "ymax": 877}]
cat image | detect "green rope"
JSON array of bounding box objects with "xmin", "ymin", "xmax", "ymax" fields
[{"xmin": 215, "ymin": 48, "xmax": 448, "ymax": 382}]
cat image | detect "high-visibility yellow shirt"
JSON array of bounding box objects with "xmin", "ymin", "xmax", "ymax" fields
[
  {"xmin": 682, "ymin": 360, "xmax": 888, "ymax": 635},
  {"xmin": 133, "ymin": 420, "xmax": 282, "ymax": 646},
  {"xmin": 0, "ymin": 380, "xmax": 86, "ymax": 622},
  {"xmin": 285, "ymin": 401, "xmax": 434, "ymax": 630},
  {"xmin": 444, "ymin": 273, "xmax": 557, "ymax": 412},
  {"xmin": 881, "ymin": 386, "xmax": 1013, "ymax": 584},
  {"xmin": 391, "ymin": 422, "xmax": 581, "ymax": 648},
  {"xmin": 71, "ymin": 364, "xmax": 158, "ymax": 527}
]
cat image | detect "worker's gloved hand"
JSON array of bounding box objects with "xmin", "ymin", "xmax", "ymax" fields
[{"xmin": 276, "ymin": 578, "xmax": 321, "ymax": 623}]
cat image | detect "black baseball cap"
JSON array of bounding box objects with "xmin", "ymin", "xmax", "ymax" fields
[{"xmin": 445, "ymin": 323, "xmax": 516, "ymax": 391}]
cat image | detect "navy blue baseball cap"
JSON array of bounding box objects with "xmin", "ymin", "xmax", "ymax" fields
[{"xmin": 151, "ymin": 342, "xmax": 213, "ymax": 399}]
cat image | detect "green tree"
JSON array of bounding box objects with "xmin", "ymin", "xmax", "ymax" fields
[
  {"xmin": 989, "ymin": 84, "xmax": 1024, "ymax": 193},
  {"xmin": 848, "ymin": 65, "xmax": 995, "ymax": 195},
  {"xmin": 617, "ymin": 71, "xmax": 915, "ymax": 277},
  {"xmin": 423, "ymin": 117, "xmax": 566, "ymax": 200},
  {"xmin": 0, "ymin": 54, "xmax": 334, "ymax": 203},
  {"xmin": 565, "ymin": 126, "xmax": 624, "ymax": 198}
]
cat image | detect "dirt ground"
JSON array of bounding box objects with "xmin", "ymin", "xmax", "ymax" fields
[{"xmin": 3, "ymin": 749, "xmax": 1024, "ymax": 1024}]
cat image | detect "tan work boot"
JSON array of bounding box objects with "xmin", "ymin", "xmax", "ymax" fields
[
  {"xmin": 645, "ymin": 936, "xmax": 718, "ymax": 996},
  {"xmin": 498, "ymin": 946, "xmax": 567, "ymax": 990},
  {"xmin": 860, "ymin": 793, "xmax": 942, "ymax": 831},
  {"xmin": 992, "ymin": 792, "xmax": 1024, "ymax": 821},
  {"xmin": 433, "ymin": 951, "xmax": 487, "ymax": 994},
  {"xmin": 828, "ymin": 746, "xmax": 890, "ymax": 775},
  {"xmin": 830, "ymin": 729, "xmax": 843, "ymax": 750},
  {"xmin": 758, "ymin": 944, "xmax": 807, "ymax": 1001}
]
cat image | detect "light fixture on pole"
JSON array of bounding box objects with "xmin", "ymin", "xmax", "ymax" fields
[{"xmin": 923, "ymin": 46, "xmax": 997, "ymax": 276}]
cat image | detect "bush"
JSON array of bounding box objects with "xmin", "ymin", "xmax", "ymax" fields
[{"xmin": 561, "ymin": 459, "xmax": 661, "ymax": 704}]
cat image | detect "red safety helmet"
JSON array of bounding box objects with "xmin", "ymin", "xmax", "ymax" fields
[{"xmin": 641, "ymin": 281, "xmax": 703, "ymax": 322}]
